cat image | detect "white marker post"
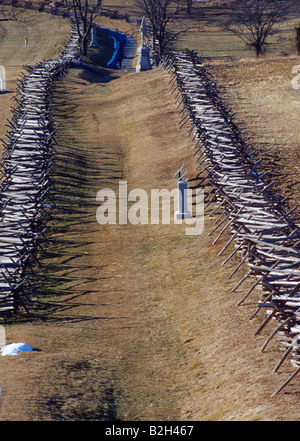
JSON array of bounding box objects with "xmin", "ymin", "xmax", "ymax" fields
[
  {"xmin": 0, "ymin": 65, "xmax": 5, "ymax": 91},
  {"xmin": 174, "ymin": 165, "xmax": 191, "ymax": 220}
]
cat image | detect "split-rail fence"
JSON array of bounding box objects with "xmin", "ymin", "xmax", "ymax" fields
[
  {"xmin": 0, "ymin": 20, "xmax": 81, "ymax": 315},
  {"xmin": 161, "ymin": 49, "xmax": 300, "ymax": 396},
  {"xmin": 1, "ymin": 10, "xmax": 299, "ymax": 395}
]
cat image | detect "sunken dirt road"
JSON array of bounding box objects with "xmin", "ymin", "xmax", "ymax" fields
[{"xmin": 0, "ymin": 66, "xmax": 299, "ymax": 421}]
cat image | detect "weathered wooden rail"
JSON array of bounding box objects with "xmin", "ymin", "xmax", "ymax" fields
[
  {"xmin": 0, "ymin": 20, "xmax": 81, "ymax": 315},
  {"xmin": 161, "ymin": 49, "xmax": 300, "ymax": 395}
]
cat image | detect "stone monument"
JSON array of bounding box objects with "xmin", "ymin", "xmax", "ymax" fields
[
  {"xmin": 136, "ymin": 16, "xmax": 152, "ymax": 72},
  {"xmin": 90, "ymin": 22, "xmax": 100, "ymax": 48},
  {"xmin": 174, "ymin": 165, "xmax": 191, "ymax": 220}
]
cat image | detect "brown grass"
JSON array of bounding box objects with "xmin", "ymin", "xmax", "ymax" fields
[
  {"xmin": 102, "ymin": 0, "xmax": 300, "ymax": 59},
  {"xmin": 0, "ymin": 63, "xmax": 299, "ymax": 420},
  {"xmin": 0, "ymin": 6, "xmax": 300, "ymax": 422},
  {"xmin": 0, "ymin": 10, "xmax": 71, "ymax": 143},
  {"xmin": 210, "ymin": 56, "xmax": 300, "ymax": 216}
]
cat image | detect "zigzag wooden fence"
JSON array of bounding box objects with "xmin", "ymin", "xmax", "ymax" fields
[
  {"xmin": 1, "ymin": 9, "xmax": 299, "ymax": 395},
  {"xmin": 161, "ymin": 49, "xmax": 300, "ymax": 395},
  {"xmin": 0, "ymin": 20, "xmax": 80, "ymax": 315}
]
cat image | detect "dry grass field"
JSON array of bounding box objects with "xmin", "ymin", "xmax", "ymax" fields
[
  {"xmin": 0, "ymin": 10, "xmax": 71, "ymax": 142},
  {"xmin": 103, "ymin": 0, "xmax": 300, "ymax": 58},
  {"xmin": 0, "ymin": 1, "xmax": 299, "ymax": 422},
  {"xmin": 1, "ymin": 64, "xmax": 300, "ymax": 422},
  {"xmin": 209, "ymin": 57, "xmax": 300, "ymax": 217}
]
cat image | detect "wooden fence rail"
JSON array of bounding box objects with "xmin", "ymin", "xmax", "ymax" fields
[
  {"xmin": 161, "ymin": 49, "xmax": 300, "ymax": 395},
  {"xmin": 0, "ymin": 19, "xmax": 81, "ymax": 315},
  {"xmin": 2, "ymin": 11, "xmax": 299, "ymax": 396}
]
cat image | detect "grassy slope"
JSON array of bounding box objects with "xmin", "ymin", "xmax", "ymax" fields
[
  {"xmin": 0, "ymin": 2, "xmax": 299, "ymax": 422},
  {"xmin": 0, "ymin": 11, "xmax": 71, "ymax": 143}
]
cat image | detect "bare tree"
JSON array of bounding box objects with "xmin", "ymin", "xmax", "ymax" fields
[
  {"xmin": 134, "ymin": 0, "xmax": 188, "ymax": 62},
  {"xmin": 0, "ymin": 0, "xmax": 33, "ymax": 23},
  {"xmin": 223, "ymin": 0, "xmax": 291, "ymax": 57},
  {"xmin": 71, "ymin": 0, "xmax": 102, "ymax": 56},
  {"xmin": 185, "ymin": 0, "xmax": 193, "ymax": 16}
]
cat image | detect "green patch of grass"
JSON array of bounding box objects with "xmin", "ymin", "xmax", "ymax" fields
[
  {"xmin": 104, "ymin": 0, "xmax": 299, "ymax": 59},
  {"xmin": 139, "ymin": 241, "xmax": 158, "ymax": 255},
  {"xmin": 96, "ymin": 84, "xmax": 112, "ymax": 96}
]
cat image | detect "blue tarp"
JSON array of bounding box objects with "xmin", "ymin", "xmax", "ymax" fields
[{"xmin": 96, "ymin": 26, "xmax": 128, "ymax": 69}]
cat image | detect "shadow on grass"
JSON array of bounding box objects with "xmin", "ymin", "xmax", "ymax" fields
[
  {"xmin": 10, "ymin": 66, "xmax": 122, "ymax": 325},
  {"xmin": 17, "ymin": 69, "xmax": 124, "ymax": 422},
  {"xmin": 0, "ymin": 40, "xmax": 127, "ymax": 420}
]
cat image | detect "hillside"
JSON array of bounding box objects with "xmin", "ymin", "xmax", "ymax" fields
[
  {"xmin": 0, "ymin": 62, "xmax": 299, "ymax": 421},
  {"xmin": 0, "ymin": 3, "xmax": 299, "ymax": 422}
]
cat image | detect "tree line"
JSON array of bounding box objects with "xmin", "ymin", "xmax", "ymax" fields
[
  {"xmin": 134, "ymin": 0, "xmax": 296, "ymax": 59},
  {"xmin": 0, "ymin": 0, "xmax": 298, "ymax": 59}
]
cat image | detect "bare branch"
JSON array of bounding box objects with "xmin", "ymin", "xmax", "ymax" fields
[
  {"xmin": 0, "ymin": 1, "xmax": 34, "ymax": 23},
  {"xmin": 134, "ymin": 0, "xmax": 192, "ymax": 62},
  {"xmin": 222, "ymin": 0, "xmax": 291, "ymax": 57},
  {"xmin": 71, "ymin": 0, "xmax": 102, "ymax": 56}
]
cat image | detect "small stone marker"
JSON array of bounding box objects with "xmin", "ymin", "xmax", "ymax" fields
[{"xmin": 174, "ymin": 165, "xmax": 191, "ymax": 220}]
